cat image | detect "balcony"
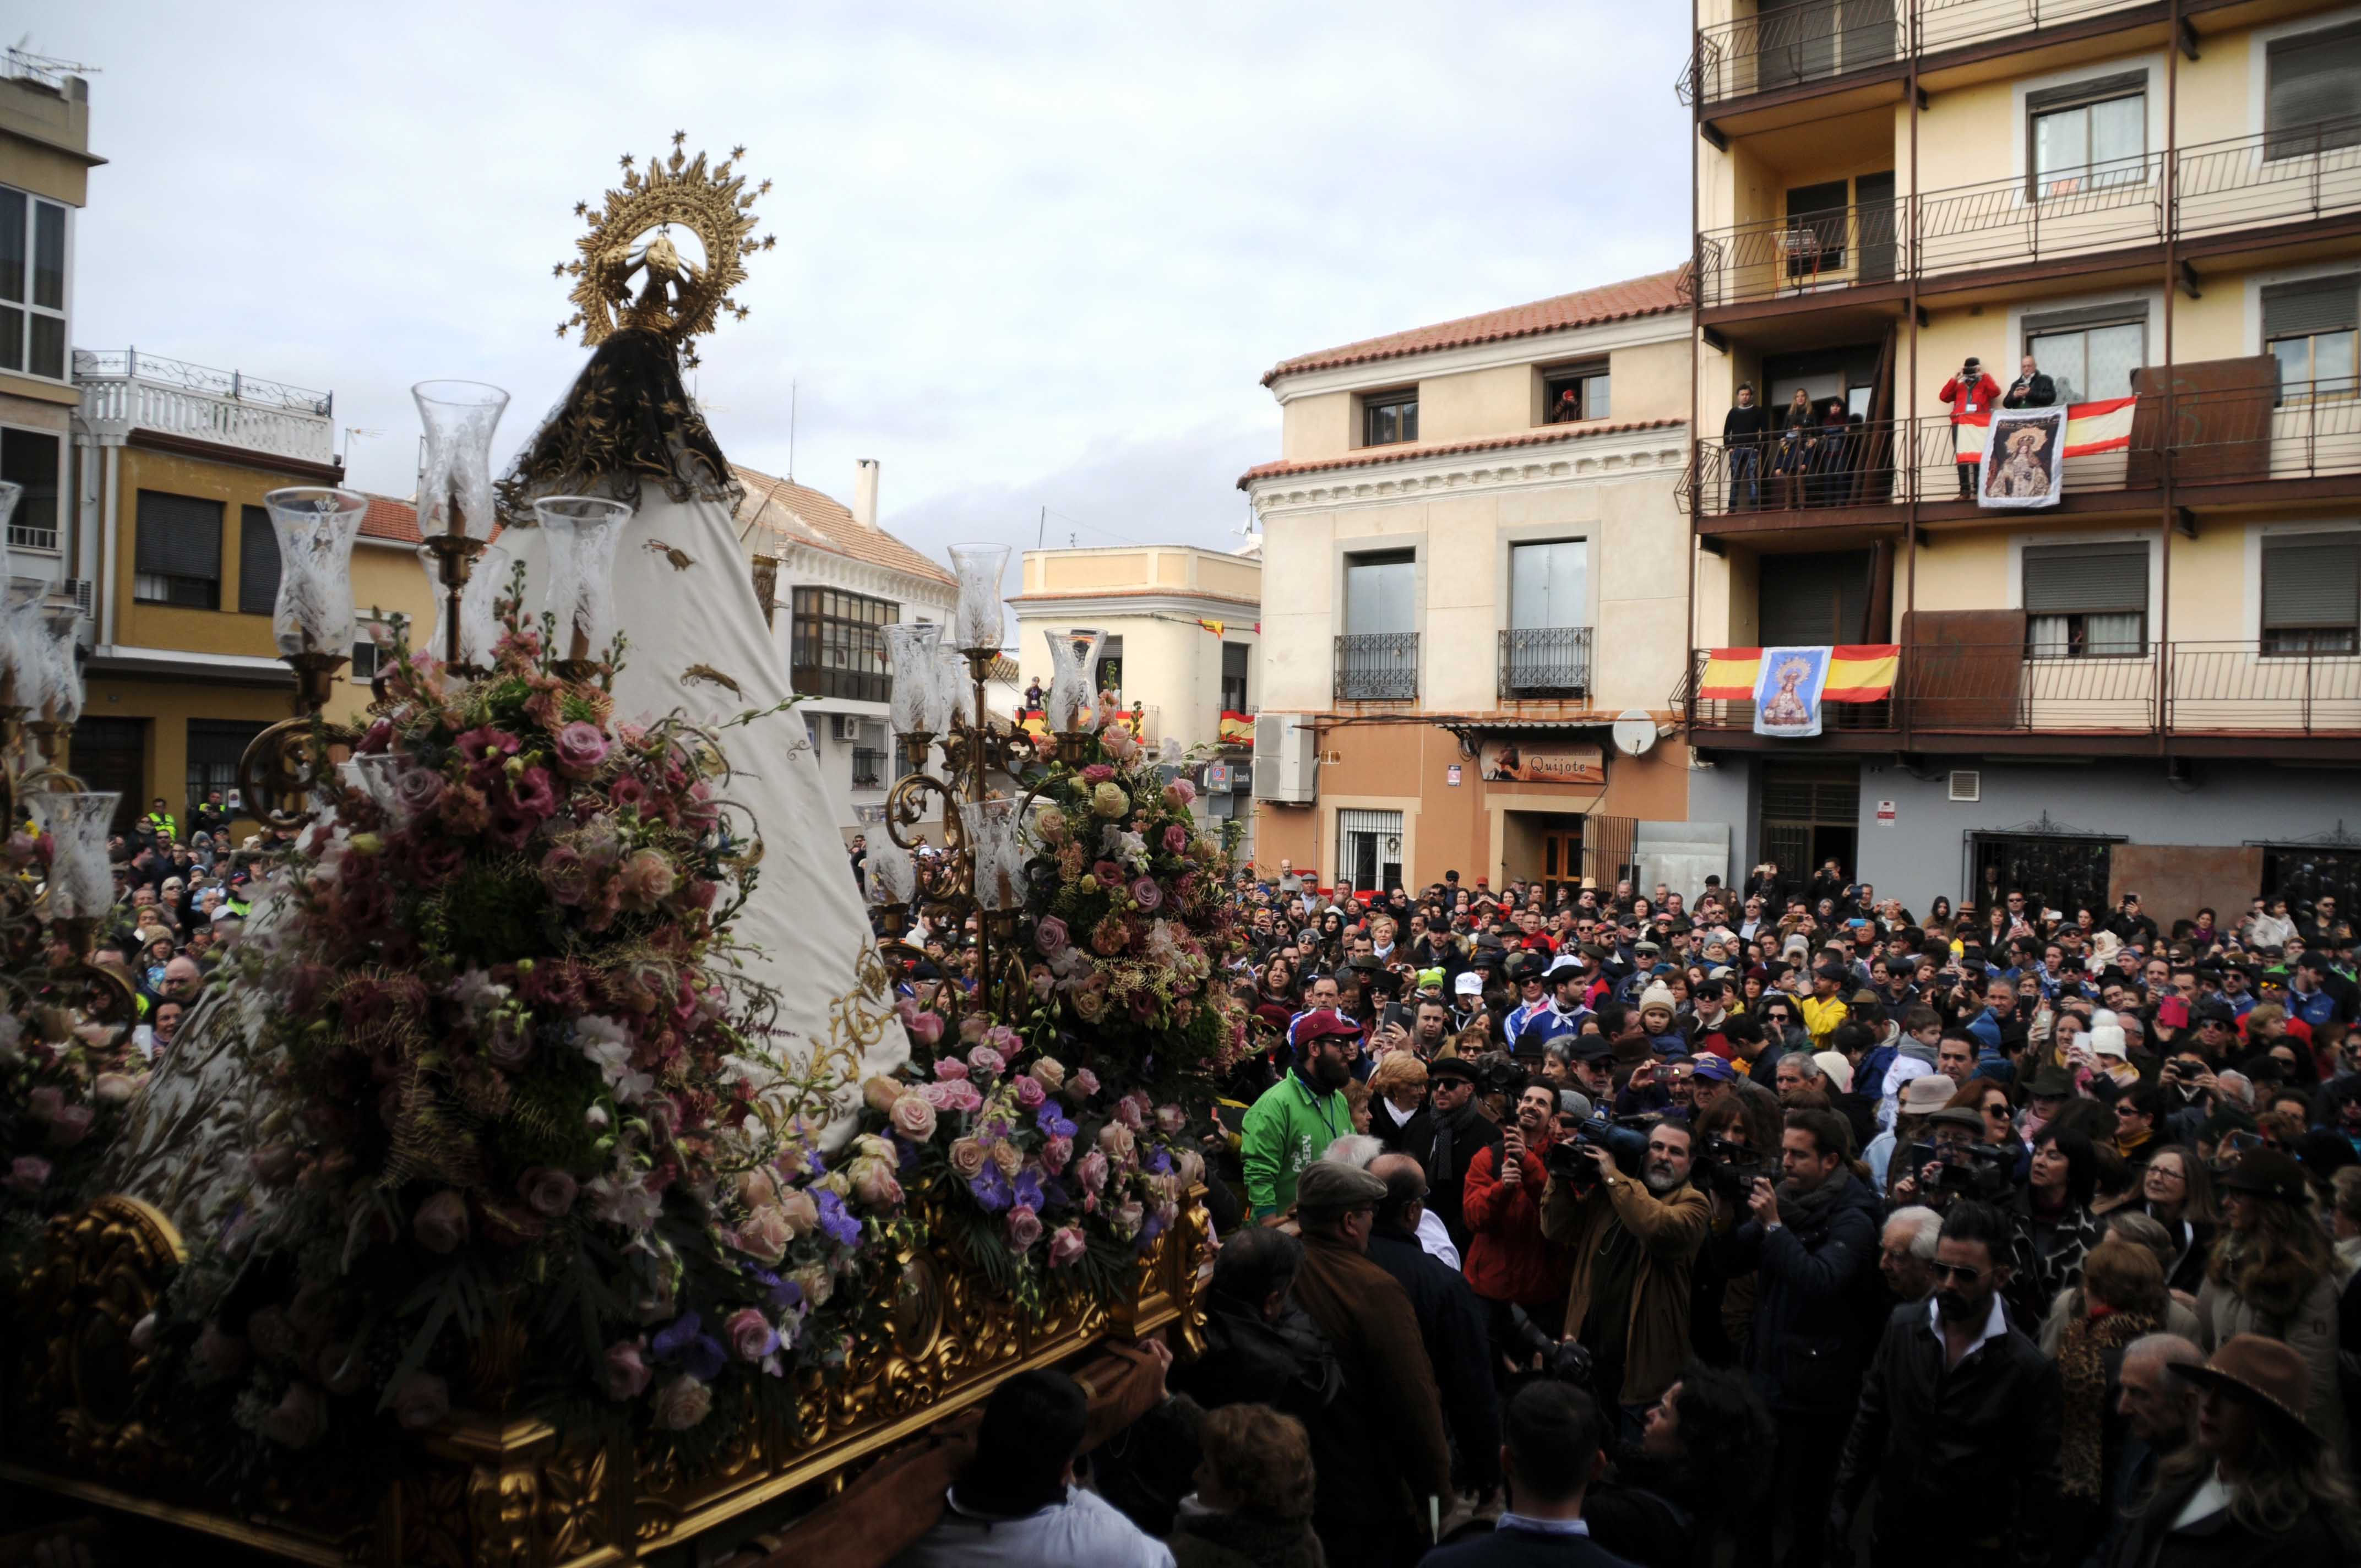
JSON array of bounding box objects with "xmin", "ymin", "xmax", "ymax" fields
[
  {"xmin": 1681, "ymin": 378, "xmax": 2361, "ymax": 529},
  {"xmin": 1677, "ymin": 640, "xmax": 2361, "ymax": 757},
  {"xmin": 1335, "ymin": 631, "xmax": 1418, "ymax": 703},
  {"xmin": 1691, "ymin": 119, "xmax": 2361, "ymax": 318},
  {"xmin": 1682, "ymin": 1, "xmax": 2169, "ymax": 119},
  {"xmin": 1498, "ymin": 626, "xmax": 1593, "ymax": 702},
  {"xmin": 72, "ymin": 349, "xmax": 338, "ymax": 467},
  {"xmin": 790, "ymin": 662, "xmax": 890, "ymax": 703}
]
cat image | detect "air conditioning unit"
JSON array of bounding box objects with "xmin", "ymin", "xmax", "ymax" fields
[
  {"xmin": 1252, "ymin": 714, "xmax": 1317, "ymax": 805},
  {"xmin": 830, "ymin": 714, "xmax": 863, "ymax": 744},
  {"xmin": 1948, "ymin": 769, "xmax": 1982, "ymax": 803}
]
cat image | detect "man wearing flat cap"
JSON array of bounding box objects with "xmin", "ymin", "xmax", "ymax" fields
[{"xmin": 1289, "ymin": 1159, "xmax": 1454, "ymax": 1566}]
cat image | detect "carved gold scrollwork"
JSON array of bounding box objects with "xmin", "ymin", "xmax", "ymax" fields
[
  {"xmin": 235, "ymin": 715, "xmax": 358, "ymax": 831},
  {"xmin": 14, "ymin": 1195, "xmax": 186, "ymax": 1486}
]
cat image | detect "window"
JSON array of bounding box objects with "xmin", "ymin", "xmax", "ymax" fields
[
  {"xmin": 187, "ymin": 720, "xmax": 271, "ymax": 819},
  {"xmin": 2023, "ymin": 303, "xmax": 2146, "ymax": 406},
  {"xmin": 790, "ymin": 586, "xmax": 896, "ymax": 702},
  {"xmin": 1096, "ymin": 634, "xmax": 1123, "ymax": 703},
  {"xmin": 2261, "ymin": 532, "xmax": 2361, "ymax": 654},
  {"xmin": 1362, "ymin": 389, "xmax": 1418, "ymax": 447},
  {"xmin": 1344, "ymin": 551, "xmax": 1415, "ymax": 635},
  {"xmin": 350, "ymin": 619, "xmax": 393, "ymax": 681},
  {"xmin": 2028, "ymin": 73, "xmax": 2146, "ymax": 197},
  {"xmin": 1338, "ymin": 809, "xmax": 1403, "ymax": 896},
  {"xmin": 1220, "ymin": 640, "xmax": 1249, "ymax": 712},
  {"xmin": 237, "ymin": 504, "xmax": 280, "ymax": 615},
  {"xmin": 851, "ymin": 747, "xmax": 888, "ymax": 788},
  {"xmin": 0, "ymin": 187, "xmax": 67, "ymax": 380},
  {"xmin": 1, "ymin": 426, "xmax": 61, "ymax": 552},
  {"xmin": 1509, "ymin": 540, "xmax": 1588, "ymax": 630},
  {"xmin": 133, "ymin": 491, "xmax": 223, "ymax": 609},
  {"xmin": 2266, "ymin": 21, "xmax": 2361, "ymax": 160},
  {"xmin": 2263, "ymin": 275, "xmax": 2360, "ymax": 404},
  {"xmin": 1542, "ymin": 362, "xmax": 1611, "ymax": 424},
  {"xmin": 72, "ymin": 717, "xmax": 146, "ymax": 835},
  {"xmin": 1783, "ymin": 179, "xmax": 1851, "ymax": 276},
  {"xmin": 2024, "ymin": 540, "xmax": 2147, "ymax": 657}
]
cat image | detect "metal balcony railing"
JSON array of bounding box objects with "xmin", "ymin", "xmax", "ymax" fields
[
  {"xmin": 1679, "ymin": 1, "xmax": 2155, "ymax": 111},
  {"xmin": 1689, "ymin": 119, "xmax": 2361, "ymax": 312},
  {"xmin": 1682, "ymin": 379, "xmax": 2361, "ymax": 519},
  {"xmin": 1498, "ymin": 627, "xmax": 1593, "ymax": 701},
  {"xmin": 1335, "ymin": 632, "xmax": 1419, "ymax": 703},
  {"xmin": 1678, "ymin": 641, "xmax": 2361, "ymax": 739},
  {"xmin": 851, "ymin": 747, "xmax": 888, "ymax": 788}
]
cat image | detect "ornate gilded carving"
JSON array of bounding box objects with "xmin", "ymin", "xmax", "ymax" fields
[
  {"xmin": 13, "ymin": 1196, "xmax": 186, "ymax": 1486},
  {"xmin": 557, "ymin": 133, "xmax": 776, "ymax": 364}
]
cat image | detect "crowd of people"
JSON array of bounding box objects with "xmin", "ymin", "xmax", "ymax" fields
[{"xmin": 892, "ymin": 857, "xmax": 2361, "ymax": 1567}]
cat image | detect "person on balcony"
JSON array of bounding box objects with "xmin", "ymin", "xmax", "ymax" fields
[
  {"xmin": 1770, "ymin": 388, "xmax": 1814, "ymax": 509},
  {"xmin": 1722, "ymin": 382, "xmax": 1768, "ymax": 511},
  {"xmin": 2003, "ymin": 354, "xmax": 2057, "ymax": 411},
  {"xmin": 1940, "ymin": 356, "xmax": 2003, "ymax": 498}
]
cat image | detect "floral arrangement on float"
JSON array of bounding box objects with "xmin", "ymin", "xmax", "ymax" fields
[
  {"xmin": 856, "ymin": 596, "xmax": 1248, "ymax": 1316},
  {"xmin": 144, "ymin": 531, "xmax": 908, "ymax": 1484}
]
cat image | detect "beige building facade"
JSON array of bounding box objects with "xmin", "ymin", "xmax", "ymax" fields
[
  {"xmin": 1243, "ymin": 273, "xmax": 1708, "ymax": 897},
  {"xmin": 1682, "ymin": 0, "xmax": 2361, "ymax": 917}
]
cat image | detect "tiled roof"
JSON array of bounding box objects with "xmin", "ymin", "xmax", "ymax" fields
[
  {"xmin": 358, "ymin": 493, "xmax": 421, "ymax": 544},
  {"xmin": 1009, "ymin": 584, "xmax": 1261, "ymax": 608},
  {"xmin": 731, "ymin": 464, "xmax": 956, "ymax": 587},
  {"xmin": 1261, "ymin": 266, "xmax": 1689, "ymax": 386},
  {"xmin": 1236, "ymin": 417, "xmax": 1687, "ymax": 489}
]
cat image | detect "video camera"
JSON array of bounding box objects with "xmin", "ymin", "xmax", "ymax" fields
[
  {"xmin": 1544, "ymin": 1108, "xmax": 1657, "ymax": 1189},
  {"xmin": 1901, "ymin": 1140, "xmax": 2016, "ymax": 1206},
  {"xmin": 1504, "ymin": 1303, "xmax": 1596, "ymax": 1387},
  {"xmin": 1696, "ymin": 1133, "xmax": 1770, "ymax": 1202}
]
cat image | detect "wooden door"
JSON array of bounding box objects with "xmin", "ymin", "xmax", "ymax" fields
[
  {"xmin": 2128, "ymin": 355, "xmax": 2276, "ymax": 486},
  {"xmin": 1903, "ymin": 608, "xmax": 2027, "ymax": 729}
]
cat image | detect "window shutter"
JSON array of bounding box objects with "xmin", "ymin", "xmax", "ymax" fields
[
  {"xmin": 2267, "ymin": 25, "xmax": 2361, "ymax": 137},
  {"xmin": 2263, "ymin": 534, "xmax": 2361, "ymax": 628},
  {"xmin": 133, "ymin": 492, "xmax": 223, "ymax": 579},
  {"xmin": 2262, "ymin": 275, "xmax": 2360, "ymax": 340},
  {"xmin": 238, "ymin": 505, "xmax": 280, "ymax": 615},
  {"xmin": 2023, "ymin": 541, "xmax": 2147, "ymax": 614}
]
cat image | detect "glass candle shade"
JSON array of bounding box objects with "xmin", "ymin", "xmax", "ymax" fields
[
  {"xmin": 884, "ymin": 620, "xmax": 943, "ymax": 738},
  {"xmin": 535, "ymin": 497, "xmax": 632, "ymax": 662},
  {"xmin": 417, "ymin": 540, "xmax": 510, "ymax": 668},
  {"xmin": 863, "ymin": 839, "xmax": 917, "ymax": 907},
  {"xmin": 929, "ymin": 643, "xmax": 970, "ymax": 736},
  {"xmin": 0, "ymin": 478, "xmax": 19, "ymax": 586},
  {"xmin": 0, "ymin": 591, "xmax": 40, "ymax": 711},
  {"xmin": 31, "ymin": 791, "xmax": 119, "ymax": 918},
  {"xmin": 265, "ymin": 487, "xmax": 367, "ymax": 659},
  {"xmin": 414, "ymin": 380, "xmax": 510, "ymax": 541},
  {"xmin": 29, "ymin": 604, "xmax": 82, "ymax": 725},
  {"xmin": 947, "ymin": 543, "xmax": 1011, "ymax": 654},
  {"xmin": 1043, "ymin": 628, "xmax": 1104, "ymax": 731},
  {"xmin": 961, "ymin": 797, "xmax": 1029, "ymax": 912}
]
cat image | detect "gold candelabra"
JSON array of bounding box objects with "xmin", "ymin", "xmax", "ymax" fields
[{"xmin": 233, "ymin": 648, "xmax": 357, "ymax": 832}]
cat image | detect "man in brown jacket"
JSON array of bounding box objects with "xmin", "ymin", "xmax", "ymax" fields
[
  {"xmin": 1289, "ymin": 1159, "xmax": 1454, "ymax": 1567},
  {"xmin": 1541, "ymin": 1119, "xmax": 1712, "ymax": 1436}
]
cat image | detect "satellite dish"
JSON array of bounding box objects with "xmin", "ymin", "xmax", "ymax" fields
[{"xmin": 1612, "ymin": 709, "xmax": 1657, "ymax": 758}]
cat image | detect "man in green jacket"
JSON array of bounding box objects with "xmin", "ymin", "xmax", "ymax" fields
[{"xmin": 1240, "ymin": 1010, "xmax": 1356, "ymax": 1221}]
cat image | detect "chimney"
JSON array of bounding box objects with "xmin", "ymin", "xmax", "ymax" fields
[{"xmin": 852, "ymin": 459, "xmax": 880, "ymax": 531}]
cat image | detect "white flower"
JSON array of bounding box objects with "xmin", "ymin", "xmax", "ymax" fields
[
  {"xmin": 575, "ymin": 1016, "xmax": 647, "ymax": 1102},
  {"xmin": 586, "ymin": 1170, "xmax": 663, "ymax": 1233},
  {"xmin": 447, "ymin": 968, "xmax": 511, "ymax": 1014}
]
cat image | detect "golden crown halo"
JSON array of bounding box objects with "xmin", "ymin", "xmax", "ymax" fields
[{"xmin": 553, "ymin": 130, "xmax": 777, "ymax": 366}]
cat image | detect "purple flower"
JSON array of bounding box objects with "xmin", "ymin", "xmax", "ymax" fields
[
  {"xmin": 1035, "ymin": 916, "xmax": 1070, "ymax": 956},
  {"xmin": 1136, "ymin": 1213, "xmax": 1167, "ymax": 1252},
  {"xmin": 1034, "ymin": 1103, "xmax": 1076, "ymax": 1141},
  {"xmin": 552, "ymin": 721, "xmax": 611, "ymax": 777},
  {"xmin": 969, "ymin": 1166, "xmax": 1014, "ymax": 1212},
  {"xmin": 1130, "ymin": 876, "xmax": 1163, "ymax": 911},
  {"xmin": 814, "ymin": 1189, "xmax": 863, "ymax": 1247},
  {"xmin": 1013, "ymin": 1167, "xmax": 1046, "ymax": 1212}
]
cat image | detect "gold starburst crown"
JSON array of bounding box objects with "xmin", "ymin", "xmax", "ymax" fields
[{"xmin": 553, "ymin": 131, "xmax": 777, "ymax": 367}]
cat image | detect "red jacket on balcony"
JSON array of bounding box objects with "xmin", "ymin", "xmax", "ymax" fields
[{"xmin": 1938, "ymin": 371, "xmax": 2001, "ymax": 424}]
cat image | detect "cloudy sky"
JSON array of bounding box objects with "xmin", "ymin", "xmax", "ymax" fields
[{"xmin": 46, "ymin": 2, "xmax": 1691, "ymax": 574}]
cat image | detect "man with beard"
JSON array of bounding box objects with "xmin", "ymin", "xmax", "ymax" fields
[
  {"xmin": 1462, "ymin": 1080, "xmax": 1576, "ymax": 1366},
  {"xmin": 1543, "ymin": 1117, "xmax": 1711, "ymax": 1438},
  {"xmin": 1831, "ymin": 1200, "xmax": 2059, "ymax": 1568},
  {"xmin": 1424, "ymin": 1054, "xmax": 1504, "ymax": 1254},
  {"xmin": 1241, "ymin": 1011, "xmax": 1356, "ymax": 1221}
]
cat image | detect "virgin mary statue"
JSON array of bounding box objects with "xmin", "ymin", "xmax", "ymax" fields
[{"xmin": 102, "ymin": 144, "xmax": 910, "ymax": 1237}]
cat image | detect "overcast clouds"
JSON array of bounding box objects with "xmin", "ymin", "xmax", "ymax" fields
[{"xmin": 41, "ymin": 2, "xmax": 1690, "ymax": 571}]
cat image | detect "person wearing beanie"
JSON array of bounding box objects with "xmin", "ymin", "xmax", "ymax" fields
[{"xmin": 1637, "ymin": 981, "xmax": 1685, "ymax": 1057}]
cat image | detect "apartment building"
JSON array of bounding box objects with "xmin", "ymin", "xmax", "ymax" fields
[
  {"xmin": 732, "ymin": 459, "xmax": 958, "ymax": 840},
  {"xmin": 1680, "ymin": 0, "xmax": 2361, "ymax": 918},
  {"xmin": 1008, "ymin": 541, "xmax": 1261, "ymax": 839},
  {"xmin": 1243, "ymin": 273, "xmax": 1711, "ymax": 898}
]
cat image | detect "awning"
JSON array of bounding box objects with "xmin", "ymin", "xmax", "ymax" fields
[{"xmin": 1699, "ymin": 644, "xmax": 1898, "ymax": 702}]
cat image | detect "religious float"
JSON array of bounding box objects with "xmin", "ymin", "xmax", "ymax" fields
[{"xmin": 0, "ymin": 139, "xmax": 1237, "ymax": 1565}]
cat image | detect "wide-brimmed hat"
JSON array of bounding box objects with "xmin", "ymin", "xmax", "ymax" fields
[
  {"xmin": 2167, "ymin": 1333, "xmax": 2324, "ymax": 1447},
  {"xmin": 2218, "ymin": 1147, "xmax": 2308, "ymax": 1202},
  {"xmin": 1900, "ymin": 1074, "xmax": 1959, "ymax": 1112}
]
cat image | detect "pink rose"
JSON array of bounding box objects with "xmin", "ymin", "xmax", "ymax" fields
[
  {"xmin": 1099, "ymin": 1122, "xmax": 1137, "ymax": 1162},
  {"xmin": 1130, "ymin": 876, "xmax": 1163, "ymax": 911},
  {"xmin": 1081, "ymin": 764, "xmax": 1116, "ymax": 785},
  {"xmin": 851, "ymin": 1157, "xmax": 904, "ymax": 1208},
  {"xmin": 1013, "ymin": 1074, "xmax": 1046, "ymax": 1110},
  {"xmin": 942, "ymin": 1080, "xmax": 984, "ymax": 1114},
  {"xmin": 1162, "ymin": 824, "xmax": 1190, "ymax": 854},
  {"xmin": 1041, "ymin": 1134, "xmax": 1074, "ymax": 1174},
  {"xmin": 45, "ymin": 1104, "xmax": 92, "ymax": 1147},
  {"xmin": 890, "ymin": 1092, "xmax": 938, "ymax": 1142},
  {"xmin": 653, "ymin": 1373, "xmax": 712, "ymax": 1431},
  {"xmin": 553, "ymin": 721, "xmax": 612, "ymax": 778},
  {"xmin": 1163, "ymin": 779, "xmax": 1196, "ymax": 808},
  {"xmin": 260, "ymin": 1382, "xmax": 329, "ymax": 1449},
  {"xmin": 737, "ymin": 1168, "xmax": 780, "ymax": 1208},
  {"xmin": 724, "ymin": 1306, "xmax": 779, "ymax": 1362},
  {"xmin": 948, "ymin": 1138, "xmax": 989, "ymax": 1180},
  {"xmin": 917, "ymin": 1080, "xmax": 958, "ymax": 1112},
  {"xmin": 1155, "ymin": 1103, "xmax": 1186, "ymax": 1136},
  {"xmin": 967, "ymin": 1046, "xmax": 1007, "ymax": 1076},
  {"xmin": 1006, "ymin": 1205, "xmax": 1045, "ymax": 1252},
  {"xmin": 413, "ymin": 1190, "xmax": 470, "ymax": 1254},
  {"xmin": 736, "ymin": 1206, "xmax": 792, "ymax": 1265},
  {"xmin": 777, "ymin": 1189, "xmax": 820, "ymax": 1238},
  {"xmin": 1049, "ymin": 1226, "xmax": 1087, "ymax": 1267},
  {"xmin": 993, "ymin": 1140, "xmax": 1025, "ymax": 1178},
  {"xmin": 1035, "ymin": 916, "xmax": 1070, "ymax": 956},
  {"xmin": 394, "ymin": 1371, "xmax": 450, "ymax": 1431},
  {"xmin": 1116, "ymin": 1200, "xmax": 1146, "ymax": 1235},
  {"xmin": 1029, "ymin": 1058, "xmax": 1067, "ymax": 1092},
  {"xmin": 906, "ymin": 1010, "xmax": 943, "ymax": 1047},
  {"xmin": 539, "ymin": 843, "xmax": 592, "ymax": 905},
  {"xmin": 863, "ymin": 1076, "xmax": 907, "ymax": 1113},
  {"xmin": 519, "ymin": 1167, "xmax": 578, "ymax": 1218},
  {"xmin": 1116, "ymin": 1095, "xmax": 1147, "ymax": 1131},
  {"xmin": 933, "ymin": 1055, "xmax": 970, "ymax": 1081},
  {"xmin": 1176, "ymin": 1148, "xmax": 1206, "ymax": 1187},
  {"xmin": 1071, "ymin": 1068, "xmax": 1101, "ymax": 1098},
  {"xmin": 617, "ymin": 850, "xmax": 677, "ymax": 912},
  {"xmin": 392, "ymin": 765, "xmax": 446, "ymax": 818},
  {"xmin": 601, "ymin": 1339, "xmax": 652, "ymax": 1400},
  {"xmin": 1078, "ymin": 1148, "xmax": 1109, "ymax": 1195}
]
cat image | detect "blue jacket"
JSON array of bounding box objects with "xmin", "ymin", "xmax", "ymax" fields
[
  {"xmin": 1423, "ymin": 1522, "xmax": 1640, "ymax": 1568},
  {"xmin": 1722, "ymin": 1167, "xmax": 1884, "ymax": 1415}
]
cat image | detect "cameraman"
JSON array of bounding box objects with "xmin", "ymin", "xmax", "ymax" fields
[
  {"xmin": 1543, "ymin": 1115, "xmax": 1711, "ymax": 1439},
  {"xmin": 1462, "ymin": 1077, "xmax": 1576, "ymax": 1374}
]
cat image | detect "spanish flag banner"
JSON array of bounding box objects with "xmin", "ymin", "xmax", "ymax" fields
[
  {"xmin": 1199, "ymin": 619, "xmax": 1226, "ymax": 637},
  {"xmin": 1699, "ymin": 645, "xmax": 1899, "ymax": 703},
  {"xmin": 1950, "ymin": 395, "xmax": 2135, "ymax": 463},
  {"xmin": 1218, "ymin": 710, "xmax": 1254, "ymax": 744}
]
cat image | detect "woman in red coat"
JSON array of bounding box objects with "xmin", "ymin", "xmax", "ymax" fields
[{"xmin": 1460, "ymin": 1076, "xmax": 1574, "ymax": 1363}]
